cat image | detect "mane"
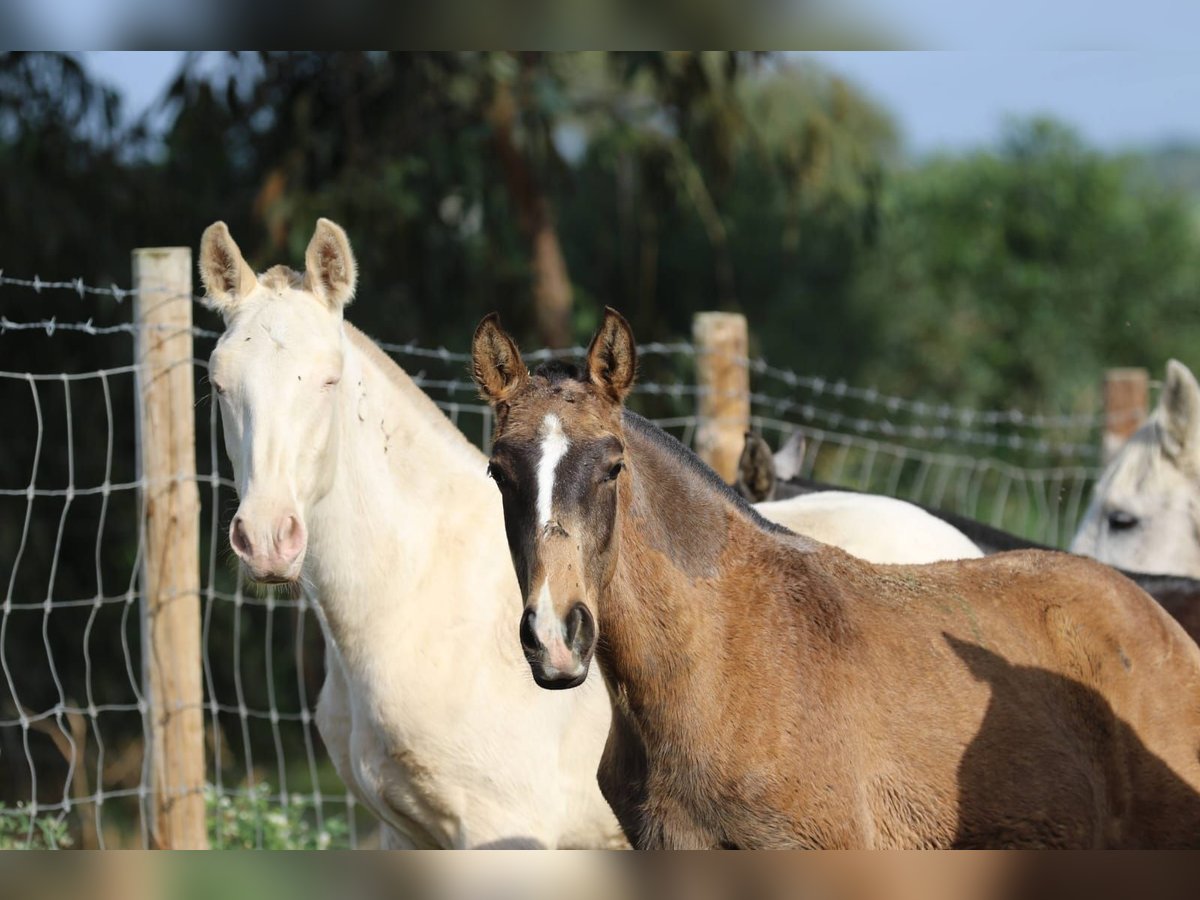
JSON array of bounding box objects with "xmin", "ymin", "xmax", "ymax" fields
[
  {"xmin": 621, "ymin": 410, "xmax": 791, "ymax": 536},
  {"xmin": 1085, "ymin": 417, "xmax": 1179, "ymax": 508},
  {"xmin": 525, "ymin": 360, "xmax": 788, "ymax": 535},
  {"xmin": 525, "ymin": 362, "xmax": 787, "ymax": 535},
  {"xmin": 344, "ymin": 322, "xmax": 484, "ymax": 461}
]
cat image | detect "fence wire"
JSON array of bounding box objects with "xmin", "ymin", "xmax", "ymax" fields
[{"xmin": 0, "ymin": 273, "xmax": 1114, "ymax": 848}]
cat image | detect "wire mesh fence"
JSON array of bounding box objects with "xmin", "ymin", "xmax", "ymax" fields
[{"xmin": 0, "ymin": 268, "xmax": 1119, "ymax": 848}]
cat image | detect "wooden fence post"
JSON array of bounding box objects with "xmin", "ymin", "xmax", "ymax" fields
[
  {"xmin": 1103, "ymin": 367, "xmax": 1149, "ymax": 463},
  {"xmin": 693, "ymin": 312, "xmax": 750, "ymax": 483},
  {"xmin": 133, "ymin": 247, "xmax": 207, "ymax": 849}
]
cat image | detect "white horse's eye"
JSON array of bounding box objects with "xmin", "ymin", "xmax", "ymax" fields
[
  {"xmin": 323, "ymin": 376, "xmax": 341, "ymax": 390},
  {"xmin": 1107, "ymin": 509, "xmax": 1140, "ymax": 532}
]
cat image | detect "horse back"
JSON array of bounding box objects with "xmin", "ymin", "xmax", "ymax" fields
[{"xmin": 834, "ymin": 548, "xmax": 1200, "ymax": 846}]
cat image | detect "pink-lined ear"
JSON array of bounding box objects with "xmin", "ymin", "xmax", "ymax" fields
[
  {"xmin": 472, "ymin": 313, "xmax": 529, "ymax": 405},
  {"xmin": 1160, "ymin": 359, "xmax": 1200, "ymax": 461},
  {"xmin": 198, "ymin": 221, "xmax": 258, "ymax": 313},
  {"xmin": 304, "ymin": 218, "xmax": 357, "ymax": 309},
  {"xmin": 586, "ymin": 307, "xmax": 637, "ymax": 402}
]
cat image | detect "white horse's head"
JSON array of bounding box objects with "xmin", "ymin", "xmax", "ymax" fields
[
  {"xmin": 200, "ymin": 219, "xmax": 357, "ymax": 583},
  {"xmin": 1071, "ymin": 359, "xmax": 1200, "ymax": 577}
]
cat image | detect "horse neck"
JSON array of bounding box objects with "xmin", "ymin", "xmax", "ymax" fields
[
  {"xmin": 304, "ymin": 325, "xmax": 499, "ymax": 655},
  {"xmin": 599, "ymin": 415, "xmax": 809, "ymax": 732}
]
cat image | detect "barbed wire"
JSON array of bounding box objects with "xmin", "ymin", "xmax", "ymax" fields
[
  {"xmin": 0, "ymin": 274, "xmax": 140, "ymax": 301},
  {"xmin": 0, "ymin": 272, "xmax": 1136, "ymax": 434}
]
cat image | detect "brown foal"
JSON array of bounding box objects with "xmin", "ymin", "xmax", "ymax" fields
[{"xmin": 473, "ymin": 307, "xmax": 1200, "ymax": 849}]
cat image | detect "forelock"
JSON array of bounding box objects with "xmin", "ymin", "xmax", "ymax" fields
[
  {"xmin": 1105, "ymin": 422, "xmax": 1173, "ymax": 495},
  {"xmin": 532, "ymin": 360, "xmax": 587, "ymax": 385},
  {"xmin": 261, "ymin": 265, "xmax": 306, "ymax": 293}
]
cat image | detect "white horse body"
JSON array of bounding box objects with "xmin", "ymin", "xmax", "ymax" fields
[
  {"xmin": 754, "ymin": 492, "xmax": 983, "ymax": 564},
  {"xmin": 202, "ymin": 220, "xmax": 623, "ymax": 849},
  {"xmin": 307, "ymin": 328, "xmax": 621, "ymax": 847},
  {"xmin": 1072, "ymin": 359, "xmax": 1200, "ymax": 578}
]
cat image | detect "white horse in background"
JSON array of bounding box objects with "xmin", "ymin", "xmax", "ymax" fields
[
  {"xmin": 738, "ymin": 431, "xmax": 983, "ymax": 562},
  {"xmin": 1072, "ymin": 359, "xmax": 1200, "ymax": 578},
  {"xmin": 200, "ymin": 219, "xmax": 625, "ymax": 849},
  {"xmin": 755, "ymin": 492, "xmax": 983, "ymax": 564}
]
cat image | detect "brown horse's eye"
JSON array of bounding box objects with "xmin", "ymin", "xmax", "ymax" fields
[{"xmin": 605, "ymin": 461, "xmax": 624, "ymax": 482}]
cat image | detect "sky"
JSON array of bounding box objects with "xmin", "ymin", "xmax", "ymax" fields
[
  {"xmin": 806, "ymin": 52, "xmax": 1200, "ymax": 155},
  {"xmin": 80, "ymin": 51, "xmax": 1200, "ymax": 158}
]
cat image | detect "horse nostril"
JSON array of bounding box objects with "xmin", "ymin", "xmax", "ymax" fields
[
  {"xmin": 565, "ymin": 603, "xmax": 595, "ymax": 652},
  {"xmin": 519, "ymin": 607, "xmax": 540, "ymax": 653},
  {"xmin": 276, "ymin": 515, "xmax": 305, "ymax": 560},
  {"xmin": 230, "ymin": 517, "xmax": 252, "ymax": 558}
]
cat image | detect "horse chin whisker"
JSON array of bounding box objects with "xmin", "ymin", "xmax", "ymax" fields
[{"xmin": 283, "ymin": 578, "xmax": 307, "ymax": 603}]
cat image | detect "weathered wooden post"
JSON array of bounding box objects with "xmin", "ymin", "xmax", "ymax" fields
[
  {"xmin": 693, "ymin": 312, "xmax": 750, "ymax": 483},
  {"xmin": 133, "ymin": 246, "xmax": 207, "ymax": 849},
  {"xmin": 1102, "ymin": 367, "xmax": 1149, "ymax": 462}
]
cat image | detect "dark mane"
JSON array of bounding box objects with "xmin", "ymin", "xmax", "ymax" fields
[
  {"xmin": 621, "ymin": 410, "xmax": 790, "ymax": 536},
  {"xmin": 533, "ymin": 360, "xmax": 586, "ymax": 384},
  {"xmin": 529, "ymin": 361, "xmax": 787, "ymax": 535}
]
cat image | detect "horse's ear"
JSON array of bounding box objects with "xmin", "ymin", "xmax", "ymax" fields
[
  {"xmin": 472, "ymin": 313, "xmax": 529, "ymax": 405},
  {"xmin": 198, "ymin": 221, "xmax": 257, "ymax": 314},
  {"xmin": 305, "ymin": 218, "xmax": 357, "ymax": 310},
  {"xmin": 774, "ymin": 431, "xmax": 807, "ymax": 482},
  {"xmin": 1160, "ymin": 359, "xmax": 1200, "ymax": 461},
  {"xmin": 737, "ymin": 432, "xmax": 776, "ymax": 502},
  {"xmin": 586, "ymin": 307, "xmax": 637, "ymax": 402}
]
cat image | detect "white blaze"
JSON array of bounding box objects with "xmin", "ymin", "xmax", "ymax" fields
[
  {"xmin": 536, "ymin": 414, "xmax": 569, "ymax": 527},
  {"xmin": 535, "ymin": 579, "xmax": 566, "ymax": 645},
  {"xmin": 534, "ymin": 414, "xmax": 571, "ymax": 650}
]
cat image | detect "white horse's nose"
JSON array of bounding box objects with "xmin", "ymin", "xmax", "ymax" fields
[{"xmin": 230, "ymin": 510, "xmax": 306, "ymax": 582}]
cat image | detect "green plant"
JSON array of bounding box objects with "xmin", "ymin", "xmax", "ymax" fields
[
  {"xmin": 0, "ymin": 803, "xmax": 73, "ymax": 849},
  {"xmin": 206, "ymin": 784, "xmax": 350, "ymax": 850}
]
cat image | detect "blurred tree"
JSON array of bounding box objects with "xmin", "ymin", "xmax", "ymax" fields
[
  {"xmin": 155, "ymin": 52, "xmax": 791, "ymax": 348},
  {"xmin": 559, "ymin": 55, "xmax": 896, "ymax": 373},
  {"xmin": 849, "ymin": 118, "xmax": 1200, "ymax": 415}
]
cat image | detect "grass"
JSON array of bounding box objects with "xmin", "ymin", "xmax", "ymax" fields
[
  {"xmin": 0, "ymin": 803, "xmax": 73, "ymax": 849},
  {"xmin": 0, "ymin": 783, "xmax": 354, "ymax": 850},
  {"xmin": 206, "ymin": 784, "xmax": 351, "ymax": 850}
]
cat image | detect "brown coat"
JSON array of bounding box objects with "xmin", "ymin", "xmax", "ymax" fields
[
  {"xmin": 597, "ymin": 416, "xmax": 1200, "ymax": 848},
  {"xmin": 473, "ymin": 308, "xmax": 1200, "ymax": 849}
]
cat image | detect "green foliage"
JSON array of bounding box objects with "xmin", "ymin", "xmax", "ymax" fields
[
  {"xmin": 207, "ymin": 784, "xmax": 350, "ymax": 850},
  {"xmin": 0, "ymin": 804, "xmax": 73, "ymax": 849},
  {"xmin": 849, "ymin": 118, "xmax": 1200, "ymax": 414}
]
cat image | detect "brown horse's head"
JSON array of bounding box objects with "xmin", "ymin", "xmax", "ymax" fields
[{"xmin": 472, "ymin": 308, "xmax": 636, "ymax": 689}]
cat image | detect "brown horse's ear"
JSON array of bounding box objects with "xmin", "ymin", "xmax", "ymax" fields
[
  {"xmin": 472, "ymin": 313, "xmax": 529, "ymax": 405},
  {"xmin": 305, "ymin": 218, "xmax": 357, "ymax": 310},
  {"xmin": 737, "ymin": 432, "xmax": 776, "ymax": 502},
  {"xmin": 1160, "ymin": 359, "xmax": 1200, "ymax": 461},
  {"xmin": 586, "ymin": 307, "xmax": 637, "ymax": 402},
  {"xmin": 198, "ymin": 221, "xmax": 258, "ymax": 314}
]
